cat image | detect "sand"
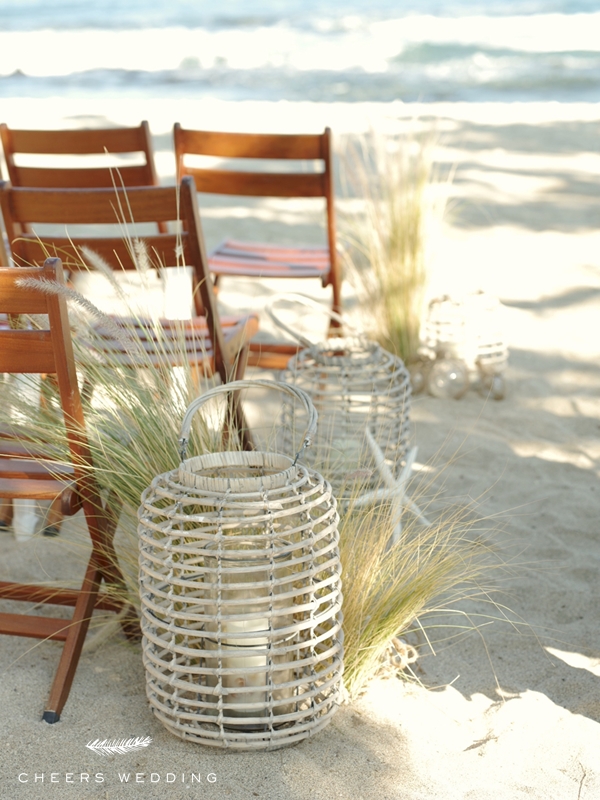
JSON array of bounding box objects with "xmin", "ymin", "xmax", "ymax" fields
[{"xmin": 1, "ymin": 98, "xmax": 600, "ymax": 799}]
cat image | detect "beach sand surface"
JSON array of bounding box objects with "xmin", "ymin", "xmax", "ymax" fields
[{"xmin": 0, "ymin": 98, "xmax": 599, "ymax": 799}]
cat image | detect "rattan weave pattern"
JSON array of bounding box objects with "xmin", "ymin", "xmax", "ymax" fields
[
  {"xmin": 267, "ymin": 296, "xmax": 412, "ymax": 495},
  {"xmin": 137, "ymin": 380, "xmax": 344, "ymax": 750}
]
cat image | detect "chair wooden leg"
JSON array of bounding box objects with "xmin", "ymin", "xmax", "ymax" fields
[
  {"xmin": 81, "ymin": 375, "xmax": 96, "ymax": 405},
  {"xmin": 0, "ymin": 488, "xmax": 138, "ymax": 720},
  {"xmin": 233, "ymin": 344, "xmax": 249, "ymax": 382},
  {"xmin": 221, "ymin": 347, "xmax": 254, "ymax": 452},
  {"xmin": 0, "ymin": 225, "xmax": 9, "ymax": 267},
  {"xmin": 234, "ymin": 347, "xmax": 254, "ymax": 451},
  {"xmin": 0, "ymin": 499, "xmax": 13, "ymax": 528},
  {"xmin": 94, "ymin": 492, "xmax": 140, "ymax": 642},
  {"xmin": 39, "ymin": 373, "xmax": 59, "ymax": 411},
  {"xmin": 42, "ymin": 560, "xmax": 102, "ymax": 723},
  {"xmin": 331, "ymin": 282, "xmax": 342, "ymax": 315},
  {"xmin": 42, "ymin": 494, "xmax": 140, "ymax": 721},
  {"xmin": 43, "ymin": 495, "xmax": 64, "ymax": 536},
  {"xmin": 328, "ymin": 293, "xmax": 343, "ymax": 334}
]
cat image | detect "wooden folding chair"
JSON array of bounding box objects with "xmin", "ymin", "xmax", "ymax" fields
[
  {"xmin": 0, "ymin": 258, "xmax": 139, "ymax": 723},
  {"xmin": 0, "ymin": 176, "xmax": 258, "ymax": 534},
  {"xmin": 0, "ymin": 176, "xmax": 258, "ymax": 386},
  {"xmin": 173, "ymin": 125, "xmax": 342, "ymax": 369},
  {"xmin": 0, "ymin": 120, "xmax": 166, "ymax": 233}
]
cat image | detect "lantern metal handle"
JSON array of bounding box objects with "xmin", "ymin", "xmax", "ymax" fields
[
  {"xmin": 178, "ymin": 379, "xmax": 318, "ymax": 464},
  {"xmin": 266, "ymin": 292, "xmax": 364, "ymax": 350}
]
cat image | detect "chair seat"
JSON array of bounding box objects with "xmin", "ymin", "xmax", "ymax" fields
[
  {"xmin": 0, "ymin": 475, "xmax": 75, "ymax": 502},
  {"xmin": 208, "ymin": 242, "xmax": 330, "ymax": 369},
  {"xmin": 0, "ymin": 445, "xmax": 80, "ymax": 508},
  {"xmin": 91, "ymin": 313, "xmax": 260, "ymax": 369},
  {"xmin": 0, "ymin": 435, "xmax": 60, "ymax": 460},
  {"xmin": 209, "ymin": 238, "xmax": 331, "ymax": 280},
  {"xmin": 0, "ymin": 456, "xmax": 74, "ymax": 480}
]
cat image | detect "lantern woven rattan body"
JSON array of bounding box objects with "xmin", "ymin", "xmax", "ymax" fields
[
  {"xmin": 137, "ymin": 380, "xmax": 344, "ymax": 751},
  {"xmin": 268, "ymin": 295, "xmax": 412, "ymax": 496},
  {"xmin": 419, "ymin": 292, "xmax": 508, "ymax": 398}
]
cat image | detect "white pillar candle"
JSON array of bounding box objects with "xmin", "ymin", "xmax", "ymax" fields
[
  {"xmin": 203, "ymin": 541, "xmax": 294, "ymax": 728},
  {"xmin": 219, "ymin": 618, "xmax": 270, "ymax": 714}
]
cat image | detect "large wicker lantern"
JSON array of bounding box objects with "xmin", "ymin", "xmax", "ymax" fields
[
  {"xmin": 137, "ymin": 380, "xmax": 343, "ymax": 751},
  {"xmin": 269, "ymin": 295, "xmax": 412, "ymax": 498}
]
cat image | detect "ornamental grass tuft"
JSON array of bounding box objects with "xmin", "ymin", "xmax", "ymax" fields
[{"xmin": 340, "ymin": 127, "xmax": 452, "ymax": 364}]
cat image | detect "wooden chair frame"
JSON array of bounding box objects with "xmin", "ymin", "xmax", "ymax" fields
[
  {"xmin": 173, "ymin": 125, "xmax": 342, "ymax": 369},
  {"xmin": 0, "ymin": 176, "xmax": 258, "ymax": 388},
  {"xmin": 0, "ymin": 258, "xmax": 138, "ymax": 723}
]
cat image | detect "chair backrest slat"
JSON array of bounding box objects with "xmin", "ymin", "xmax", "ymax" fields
[
  {"xmin": 0, "ymin": 266, "xmax": 53, "ymax": 313},
  {"xmin": 16, "ymin": 233, "xmax": 188, "ymax": 273},
  {"xmin": 3, "ymin": 184, "xmax": 180, "ymax": 225},
  {"xmin": 174, "ymin": 129, "xmax": 325, "ymax": 160},
  {"xmin": 0, "ymin": 302, "xmax": 57, "ymax": 371},
  {"xmin": 174, "ymin": 125, "xmax": 333, "ymax": 201},
  {"xmin": 4, "ymin": 125, "xmax": 151, "ymax": 156},
  {"xmin": 11, "ymin": 165, "xmax": 155, "ymax": 189},
  {"xmin": 0, "ymin": 260, "xmax": 90, "ymax": 471},
  {"xmin": 0, "ymin": 330, "xmax": 55, "ymax": 374},
  {"xmin": 186, "ymin": 168, "xmax": 326, "ymax": 198}
]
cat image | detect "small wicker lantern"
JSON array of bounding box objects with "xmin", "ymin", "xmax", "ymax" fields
[
  {"xmin": 417, "ymin": 292, "xmax": 508, "ymax": 399},
  {"xmin": 137, "ymin": 380, "xmax": 343, "ymax": 751},
  {"xmin": 268, "ymin": 295, "xmax": 412, "ymax": 497}
]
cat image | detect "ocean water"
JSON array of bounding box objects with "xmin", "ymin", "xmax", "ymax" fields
[{"xmin": 1, "ymin": 0, "xmax": 600, "ymax": 103}]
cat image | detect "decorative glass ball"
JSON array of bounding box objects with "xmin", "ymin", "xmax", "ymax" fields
[
  {"xmin": 479, "ymin": 373, "xmax": 506, "ymax": 401},
  {"xmin": 427, "ymin": 358, "xmax": 469, "ymax": 399},
  {"xmin": 408, "ymin": 364, "xmax": 426, "ymax": 394}
]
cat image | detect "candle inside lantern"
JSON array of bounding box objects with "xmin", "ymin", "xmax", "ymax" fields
[
  {"xmin": 203, "ymin": 540, "xmax": 294, "ymax": 729},
  {"xmin": 219, "ymin": 617, "xmax": 270, "ymax": 713}
]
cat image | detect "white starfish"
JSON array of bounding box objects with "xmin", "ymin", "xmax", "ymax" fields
[{"xmin": 351, "ymin": 429, "xmax": 430, "ymax": 544}]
